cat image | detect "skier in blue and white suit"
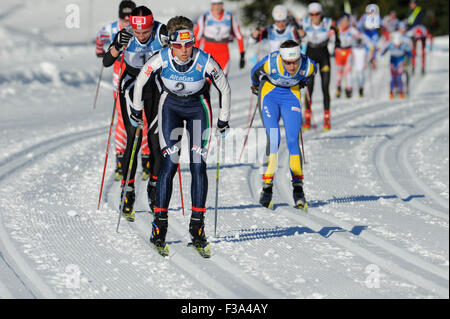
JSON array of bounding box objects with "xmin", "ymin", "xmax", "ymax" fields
[
  {"xmin": 251, "ymin": 40, "xmax": 316, "ymax": 210},
  {"xmin": 132, "ymin": 16, "xmax": 231, "ymax": 252},
  {"xmin": 357, "ymin": 4, "xmax": 382, "ymax": 68}
]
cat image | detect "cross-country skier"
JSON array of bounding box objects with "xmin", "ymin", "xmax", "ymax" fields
[
  {"xmin": 381, "ymin": 10, "xmax": 400, "ymax": 41},
  {"xmin": 249, "ymin": 5, "xmax": 300, "ymax": 54},
  {"xmin": 96, "ymin": 1, "xmax": 154, "ymax": 182},
  {"xmin": 357, "ymin": 4, "xmax": 381, "ymax": 69},
  {"xmin": 407, "ymin": 0, "xmax": 430, "ymax": 75},
  {"xmin": 194, "ymin": 0, "xmax": 245, "ymax": 75},
  {"xmin": 132, "ymin": 16, "xmax": 231, "ymax": 257},
  {"xmin": 102, "ymin": 6, "xmax": 168, "ymax": 221},
  {"xmin": 298, "ymin": 2, "xmax": 340, "ymax": 131},
  {"xmin": 352, "ymin": 31, "xmax": 374, "ymax": 98},
  {"xmin": 381, "ymin": 32, "xmax": 412, "ymax": 100},
  {"xmin": 335, "ymin": 13, "xmax": 361, "ymax": 99},
  {"xmin": 251, "ymin": 40, "xmax": 316, "ymax": 210}
]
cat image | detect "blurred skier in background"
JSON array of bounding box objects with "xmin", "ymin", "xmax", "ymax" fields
[
  {"xmin": 381, "ymin": 10, "xmax": 399, "ymax": 41},
  {"xmin": 358, "ymin": 4, "xmax": 381, "ymax": 69},
  {"xmin": 95, "ymin": 0, "xmax": 154, "ymax": 182},
  {"xmin": 407, "ymin": 0, "xmax": 431, "ymax": 75},
  {"xmin": 381, "ymin": 32, "xmax": 412, "ymax": 100},
  {"xmin": 194, "ymin": 0, "xmax": 246, "ymax": 75},
  {"xmin": 335, "ymin": 13, "xmax": 360, "ymax": 99},
  {"xmin": 298, "ymin": 2, "xmax": 340, "ymax": 131},
  {"xmin": 102, "ymin": 5, "xmax": 168, "ymax": 221},
  {"xmin": 249, "ymin": 4, "xmax": 300, "ymax": 54}
]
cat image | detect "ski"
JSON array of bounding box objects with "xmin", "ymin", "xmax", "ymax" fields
[
  {"xmin": 188, "ymin": 242, "xmax": 211, "ymax": 258},
  {"xmin": 261, "ymin": 200, "xmax": 274, "ymax": 210},
  {"xmin": 295, "ymin": 201, "xmax": 308, "ymax": 212},
  {"xmin": 151, "ymin": 240, "xmax": 170, "ymax": 257},
  {"xmin": 122, "ymin": 210, "xmax": 136, "ymax": 222}
]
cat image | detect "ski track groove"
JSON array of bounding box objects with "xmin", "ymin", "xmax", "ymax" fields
[
  {"xmin": 374, "ymin": 108, "xmax": 449, "ymax": 221},
  {"xmin": 109, "ymin": 178, "xmax": 286, "ymax": 299},
  {"xmin": 397, "ymin": 117, "xmax": 449, "ymax": 211}
]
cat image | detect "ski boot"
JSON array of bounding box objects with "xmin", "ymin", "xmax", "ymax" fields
[
  {"xmin": 345, "ymin": 88, "xmax": 352, "ymax": 98},
  {"xmin": 293, "ymin": 181, "xmax": 308, "ymax": 211},
  {"xmin": 336, "ymin": 86, "xmax": 342, "ymax": 98},
  {"xmin": 150, "ymin": 212, "xmax": 169, "ymax": 257},
  {"xmin": 259, "ymin": 183, "xmax": 274, "ymax": 209},
  {"xmin": 141, "ymin": 154, "xmax": 151, "ymax": 181},
  {"xmin": 189, "ymin": 214, "xmax": 211, "ymax": 258},
  {"xmin": 114, "ymin": 153, "xmax": 124, "ymax": 181},
  {"xmin": 421, "ymin": 67, "xmax": 425, "ymax": 76},
  {"xmin": 120, "ymin": 184, "xmax": 136, "ymax": 222},
  {"xmin": 323, "ymin": 110, "xmax": 331, "ymax": 132},
  {"xmin": 399, "ymin": 92, "xmax": 405, "ymax": 99},
  {"xmin": 147, "ymin": 177, "xmax": 157, "ymax": 214},
  {"xmin": 359, "ymin": 87, "xmax": 364, "ymax": 98},
  {"xmin": 389, "ymin": 92, "xmax": 395, "ymax": 100},
  {"xmin": 303, "ymin": 109, "xmax": 312, "ymax": 131}
]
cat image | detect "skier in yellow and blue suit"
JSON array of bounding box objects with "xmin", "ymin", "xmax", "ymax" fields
[{"xmin": 251, "ymin": 40, "xmax": 316, "ymax": 210}]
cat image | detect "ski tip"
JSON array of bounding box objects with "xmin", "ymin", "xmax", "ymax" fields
[{"xmin": 295, "ymin": 202, "xmax": 308, "ymax": 212}]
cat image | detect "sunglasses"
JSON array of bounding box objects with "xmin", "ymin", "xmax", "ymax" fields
[
  {"xmin": 310, "ymin": 12, "xmax": 321, "ymax": 16},
  {"xmin": 171, "ymin": 41, "xmax": 195, "ymax": 49},
  {"xmin": 282, "ymin": 59, "xmax": 301, "ymax": 66}
]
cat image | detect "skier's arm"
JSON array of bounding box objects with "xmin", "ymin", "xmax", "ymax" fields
[
  {"xmin": 132, "ymin": 53, "xmax": 164, "ymax": 113},
  {"xmin": 194, "ymin": 15, "xmax": 205, "ymax": 49},
  {"xmin": 300, "ymin": 57, "xmax": 316, "ymax": 87},
  {"xmin": 103, "ymin": 29, "xmax": 133, "ymax": 67},
  {"xmin": 231, "ymin": 15, "xmax": 245, "ymax": 54},
  {"xmin": 249, "ymin": 27, "xmax": 268, "ymax": 44},
  {"xmin": 158, "ymin": 24, "xmax": 169, "ymax": 47},
  {"xmin": 250, "ymin": 55, "xmax": 269, "ymax": 87},
  {"xmin": 205, "ymin": 57, "xmax": 231, "ymax": 123}
]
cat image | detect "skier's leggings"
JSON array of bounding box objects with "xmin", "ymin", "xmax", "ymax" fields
[
  {"xmin": 390, "ymin": 58, "xmax": 405, "ymax": 93},
  {"xmin": 412, "ymin": 37, "xmax": 426, "ymax": 70},
  {"xmin": 305, "ymin": 46, "xmax": 331, "ymax": 111},
  {"xmin": 119, "ymin": 71, "xmax": 162, "ymax": 187},
  {"xmin": 154, "ymin": 91, "xmax": 212, "ymax": 217}
]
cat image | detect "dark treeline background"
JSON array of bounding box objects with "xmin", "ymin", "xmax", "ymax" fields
[{"xmin": 229, "ymin": 0, "xmax": 449, "ymax": 36}]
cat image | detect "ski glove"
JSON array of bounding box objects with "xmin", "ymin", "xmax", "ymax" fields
[
  {"xmin": 217, "ymin": 120, "xmax": 230, "ymax": 138},
  {"xmin": 239, "ymin": 52, "xmax": 246, "ymax": 69},
  {"xmin": 114, "ymin": 29, "xmax": 133, "ymax": 50},
  {"xmin": 251, "ymin": 85, "xmax": 259, "ymax": 96},
  {"xmin": 130, "ymin": 109, "xmax": 143, "ymax": 128}
]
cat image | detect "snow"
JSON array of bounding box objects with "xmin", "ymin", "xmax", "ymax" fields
[{"xmin": 0, "ymin": 0, "xmax": 448, "ymax": 299}]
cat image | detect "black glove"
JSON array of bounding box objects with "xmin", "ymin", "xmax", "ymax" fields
[
  {"xmin": 114, "ymin": 29, "xmax": 133, "ymax": 50},
  {"xmin": 299, "ymin": 80, "xmax": 308, "ymax": 89},
  {"xmin": 251, "ymin": 85, "xmax": 259, "ymax": 96},
  {"xmin": 130, "ymin": 109, "xmax": 143, "ymax": 128},
  {"xmin": 239, "ymin": 52, "xmax": 246, "ymax": 69},
  {"xmin": 217, "ymin": 120, "xmax": 230, "ymax": 137}
]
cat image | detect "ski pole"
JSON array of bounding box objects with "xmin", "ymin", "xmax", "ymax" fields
[
  {"xmin": 300, "ymin": 127, "xmax": 307, "ymax": 165},
  {"xmin": 214, "ymin": 136, "xmax": 222, "ymax": 237},
  {"xmin": 97, "ymin": 53, "xmax": 125, "ymax": 211},
  {"xmin": 117, "ymin": 126, "xmax": 142, "ymax": 233},
  {"xmin": 178, "ymin": 163, "xmax": 185, "ymax": 216},
  {"xmin": 239, "ymin": 98, "xmax": 259, "ymax": 162},
  {"xmin": 305, "ymin": 87, "xmax": 317, "ymax": 131},
  {"xmin": 92, "ymin": 64, "xmax": 104, "ymax": 109}
]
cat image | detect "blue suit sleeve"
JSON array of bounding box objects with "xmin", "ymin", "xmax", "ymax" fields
[{"xmin": 251, "ymin": 55, "xmax": 269, "ymax": 87}]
